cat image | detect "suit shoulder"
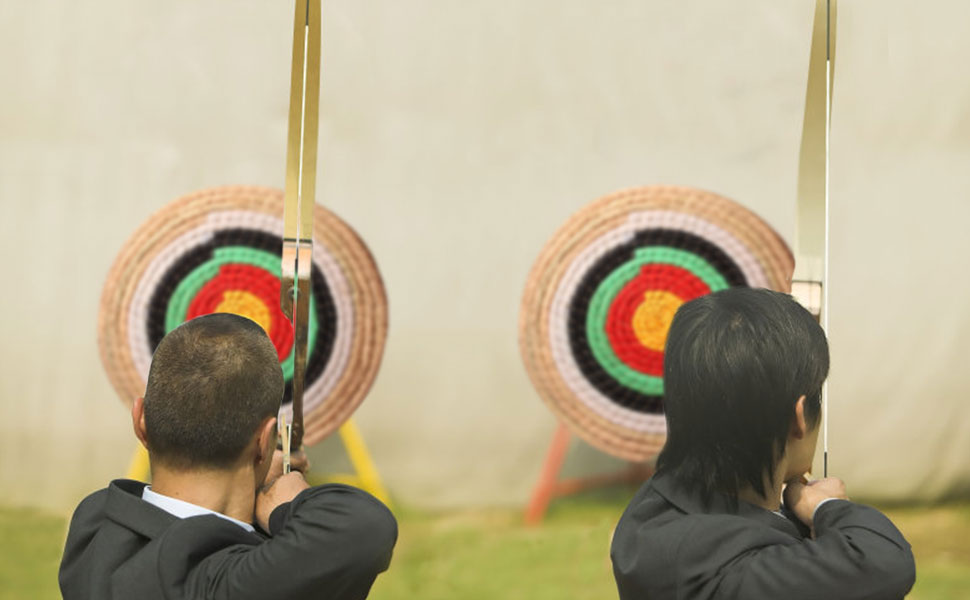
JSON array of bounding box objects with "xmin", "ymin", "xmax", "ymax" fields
[
  {"xmin": 290, "ymin": 484, "xmax": 396, "ymax": 529},
  {"xmin": 59, "ymin": 487, "xmax": 113, "ymax": 598},
  {"xmin": 73, "ymin": 487, "xmax": 110, "ymax": 515},
  {"xmin": 616, "ymin": 505, "xmax": 760, "ymax": 548},
  {"xmin": 274, "ymin": 484, "xmax": 398, "ymax": 559},
  {"xmin": 614, "ymin": 505, "xmax": 795, "ymax": 571},
  {"xmin": 65, "ymin": 487, "xmax": 110, "ymax": 534}
]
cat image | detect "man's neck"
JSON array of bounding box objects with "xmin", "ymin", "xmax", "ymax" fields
[
  {"xmin": 737, "ymin": 482, "xmax": 783, "ymax": 512},
  {"xmin": 737, "ymin": 460, "xmax": 787, "ymax": 512},
  {"xmin": 149, "ymin": 463, "xmax": 257, "ymax": 525}
]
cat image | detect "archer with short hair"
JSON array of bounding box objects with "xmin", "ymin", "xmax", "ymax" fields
[
  {"xmin": 60, "ymin": 313, "xmax": 397, "ymax": 599},
  {"xmin": 611, "ymin": 287, "xmax": 915, "ymax": 599}
]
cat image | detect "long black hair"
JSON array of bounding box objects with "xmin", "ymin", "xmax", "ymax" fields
[{"xmin": 656, "ymin": 287, "xmax": 829, "ymax": 506}]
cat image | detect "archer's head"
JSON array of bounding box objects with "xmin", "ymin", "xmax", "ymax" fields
[
  {"xmin": 132, "ymin": 313, "xmax": 284, "ymax": 473},
  {"xmin": 656, "ymin": 287, "xmax": 829, "ymax": 506}
]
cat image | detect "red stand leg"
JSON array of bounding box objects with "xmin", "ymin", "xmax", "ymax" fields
[
  {"xmin": 525, "ymin": 423, "xmax": 572, "ymax": 525},
  {"xmin": 525, "ymin": 422, "xmax": 655, "ymax": 525}
]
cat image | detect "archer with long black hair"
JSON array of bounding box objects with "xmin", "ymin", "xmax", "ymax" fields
[{"xmin": 611, "ymin": 288, "xmax": 915, "ymax": 599}]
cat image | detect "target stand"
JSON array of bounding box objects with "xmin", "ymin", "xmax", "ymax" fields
[
  {"xmin": 102, "ymin": 186, "xmax": 391, "ymax": 506},
  {"xmin": 519, "ymin": 185, "xmax": 794, "ymax": 523}
]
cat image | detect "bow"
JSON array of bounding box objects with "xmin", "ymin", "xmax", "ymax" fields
[
  {"xmin": 795, "ymin": 0, "xmax": 836, "ymax": 476},
  {"xmin": 280, "ymin": 0, "xmax": 322, "ymax": 470}
]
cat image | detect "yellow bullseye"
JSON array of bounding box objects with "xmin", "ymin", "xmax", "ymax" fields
[
  {"xmin": 215, "ymin": 290, "xmax": 272, "ymax": 334},
  {"xmin": 631, "ymin": 290, "xmax": 684, "ymax": 351}
]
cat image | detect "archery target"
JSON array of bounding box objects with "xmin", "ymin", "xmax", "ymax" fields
[
  {"xmin": 98, "ymin": 185, "xmax": 387, "ymax": 446},
  {"xmin": 519, "ymin": 186, "xmax": 794, "ymax": 461}
]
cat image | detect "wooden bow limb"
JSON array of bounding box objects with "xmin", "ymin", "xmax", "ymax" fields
[
  {"xmin": 795, "ymin": 0, "xmax": 836, "ymax": 476},
  {"xmin": 280, "ymin": 0, "xmax": 321, "ymax": 466}
]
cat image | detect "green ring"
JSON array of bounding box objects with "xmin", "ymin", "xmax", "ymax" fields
[
  {"xmin": 163, "ymin": 245, "xmax": 317, "ymax": 380},
  {"xmin": 585, "ymin": 246, "xmax": 730, "ymax": 395}
]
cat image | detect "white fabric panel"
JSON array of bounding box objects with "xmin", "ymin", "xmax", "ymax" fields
[
  {"xmin": 823, "ymin": 0, "xmax": 970, "ymax": 500},
  {"xmin": 0, "ymin": 0, "xmax": 966, "ymax": 512}
]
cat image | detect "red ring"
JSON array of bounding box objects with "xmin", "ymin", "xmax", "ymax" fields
[
  {"xmin": 604, "ymin": 264, "xmax": 710, "ymax": 376},
  {"xmin": 186, "ymin": 264, "xmax": 294, "ymax": 360}
]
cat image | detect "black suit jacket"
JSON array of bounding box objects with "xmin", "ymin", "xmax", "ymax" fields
[
  {"xmin": 611, "ymin": 473, "xmax": 915, "ymax": 600},
  {"xmin": 59, "ymin": 479, "xmax": 397, "ymax": 600}
]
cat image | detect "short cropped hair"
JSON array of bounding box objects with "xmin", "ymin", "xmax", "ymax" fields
[
  {"xmin": 656, "ymin": 287, "xmax": 829, "ymax": 505},
  {"xmin": 143, "ymin": 313, "xmax": 284, "ymax": 470}
]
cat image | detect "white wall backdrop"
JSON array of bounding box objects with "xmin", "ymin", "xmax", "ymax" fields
[{"xmin": 1, "ymin": 0, "xmax": 968, "ymax": 513}]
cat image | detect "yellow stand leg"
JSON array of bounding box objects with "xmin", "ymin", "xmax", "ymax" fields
[
  {"xmin": 337, "ymin": 418, "xmax": 391, "ymax": 506},
  {"xmin": 126, "ymin": 444, "xmax": 151, "ymax": 482},
  {"xmin": 301, "ymin": 418, "xmax": 391, "ymax": 507}
]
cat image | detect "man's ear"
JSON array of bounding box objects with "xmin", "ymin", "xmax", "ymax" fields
[
  {"xmin": 255, "ymin": 416, "xmax": 278, "ymax": 466},
  {"xmin": 131, "ymin": 397, "xmax": 150, "ymax": 449},
  {"xmin": 791, "ymin": 395, "xmax": 808, "ymax": 440}
]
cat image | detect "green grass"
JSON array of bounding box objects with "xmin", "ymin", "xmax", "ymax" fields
[
  {"xmin": 880, "ymin": 504, "xmax": 970, "ymax": 600},
  {"xmin": 371, "ymin": 491, "xmax": 623, "ymax": 600},
  {"xmin": 4, "ymin": 492, "xmax": 969, "ymax": 599},
  {"xmin": 0, "ymin": 508, "xmax": 65, "ymax": 600}
]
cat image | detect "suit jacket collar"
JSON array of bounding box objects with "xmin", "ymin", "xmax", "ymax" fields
[
  {"xmin": 104, "ymin": 478, "xmax": 271, "ymax": 541},
  {"xmin": 105, "ymin": 479, "xmax": 178, "ymax": 539},
  {"xmin": 650, "ymin": 472, "xmax": 805, "ymax": 539}
]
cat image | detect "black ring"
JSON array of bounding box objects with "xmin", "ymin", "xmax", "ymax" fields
[{"xmin": 566, "ymin": 228, "xmax": 747, "ymax": 414}]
